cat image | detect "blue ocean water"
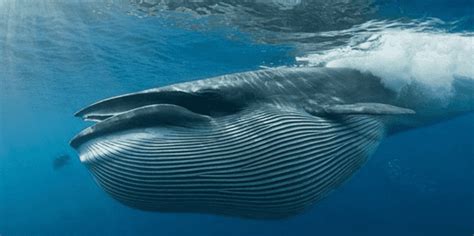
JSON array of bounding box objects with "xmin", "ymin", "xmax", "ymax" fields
[{"xmin": 0, "ymin": 0, "xmax": 473, "ymax": 235}]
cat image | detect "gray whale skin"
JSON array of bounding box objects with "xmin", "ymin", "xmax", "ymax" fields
[{"xmin": 71, "ymin": 67, "xmax": 473, "ymax": 219}]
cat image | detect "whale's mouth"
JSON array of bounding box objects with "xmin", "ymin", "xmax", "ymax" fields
[{"xmin": 71, "ymin": 88, "xmax": 247, "ymax": 149}]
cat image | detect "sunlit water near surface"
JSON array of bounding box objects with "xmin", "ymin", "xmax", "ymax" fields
[{"xmin": 1, "ymin": 0, "xmax": 473, "ymax": 235}]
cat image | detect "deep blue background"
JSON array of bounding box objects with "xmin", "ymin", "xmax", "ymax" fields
[{"xmin": 0, "ymin": 1, "xmax": 472, "ymax": 235}]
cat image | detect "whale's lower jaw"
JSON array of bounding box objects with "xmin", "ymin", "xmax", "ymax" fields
[{"xmin": 76, "ymin": 108, "xmax": 384, "ymax": 219}]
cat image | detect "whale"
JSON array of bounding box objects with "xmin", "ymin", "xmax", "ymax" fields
[{"xmin": 70, "ymin": 67, "xmax": 473, "ymax": 219}]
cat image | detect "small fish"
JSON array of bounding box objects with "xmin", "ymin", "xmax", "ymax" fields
[{"xmin": 53, "ymin": 154, "xmax": 71, "ymax": 170}]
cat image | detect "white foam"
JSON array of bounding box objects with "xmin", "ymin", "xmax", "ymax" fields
[{"xmin": 297, "ymin": 27, "xmax": 474, "ymax": 96}]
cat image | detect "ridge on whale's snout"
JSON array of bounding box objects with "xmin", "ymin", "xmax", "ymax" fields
[{"xmin": 74, "ymin": 88, "xmax": 246, "ymax": 122}]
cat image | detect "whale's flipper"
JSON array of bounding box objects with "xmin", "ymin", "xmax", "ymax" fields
[
  {"xmin": 304, "ymin": 102, "xmax": 415, "ymax": 116},
  {"xmin": 70, "ymin": 104, "xmax": 212, "ymax": 148}
]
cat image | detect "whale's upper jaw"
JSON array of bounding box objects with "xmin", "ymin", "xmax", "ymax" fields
[{"xmin": 74, "ymin": 87, "xmax": 248, "ymax": 121}]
